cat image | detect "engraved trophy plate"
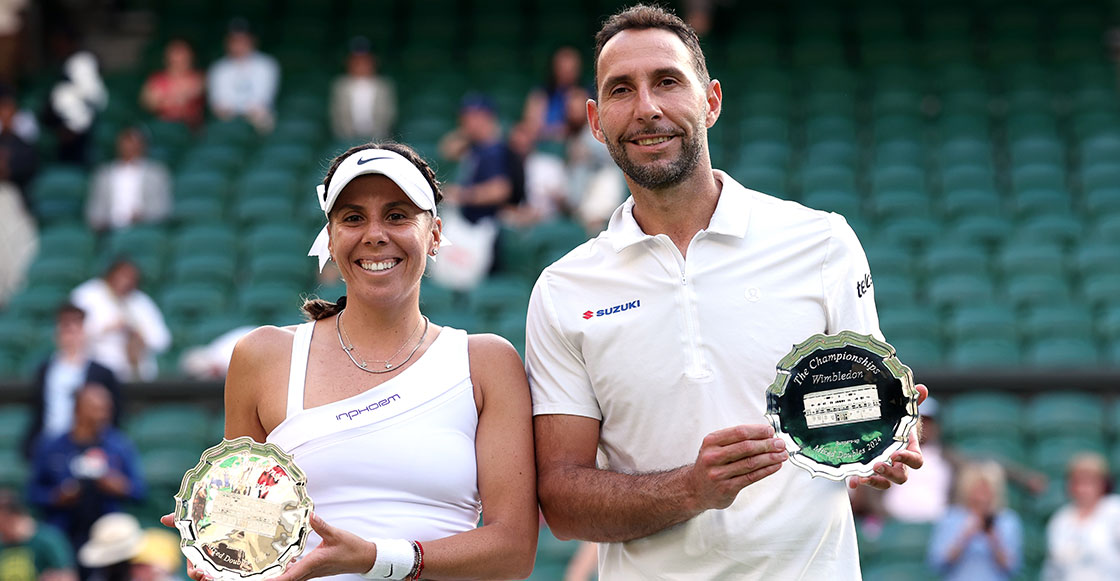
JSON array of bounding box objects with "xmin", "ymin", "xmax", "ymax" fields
[
  {"xmin": 174, "ymin": 437, "xmax": 313, "ymax": 581},
  {"xmin": 765, "ymin": 331, "xmax": 919, "ymax": 480}
]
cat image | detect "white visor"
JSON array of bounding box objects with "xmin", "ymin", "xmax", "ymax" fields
[{"xmin": 308, "ymin": 149, "xmax": 440, "ymax": 271}]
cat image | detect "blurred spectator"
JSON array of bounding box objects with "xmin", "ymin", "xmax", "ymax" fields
[
  {"xmin": 206, "ymin": 19, "xmax": 279, "ymax": 134},
  {"xmin": 139, "ymin": 39, "xmax": 204, "ymax": 129},
  {"xmin": 928, "ymin": 460, "xmax": 1022, "ymax": 581},
  {"xmin": 501, "ymin": 121, "xmax": 565, "ymax": 228},
  {"xmin": 70, "ymin": 258, "xmax": 171, "ymax": 382},
  {"xmin": 439, "ymin": 93, "xmax": 521, "ymax": 224},
  {"xmin": 0, "ymin": 83, "xmax": 39, "ymax": 208},
  {"xmin": 0, "ymin": 0, "xmax": 27, "ymax": 87},
  {"xmin": 178, "ymin": 325, "xmax": 255, "ymax": 380},
  {"xmin": 561, "ymin": 86, "xmax": 624, "ymax": 234},
  {"xmin": 42, "ymin": 50, "xmax": 107, "ymax": 166},
  {"xmin": 563, "ymin": 541, "xmax": 598, "ymax": 581},
  {"xmin": 883, "ymin": 397, "xmax": 955, "ymax": 523},
  {"xmin": 0, "ymin": 169, "xmax": 35, "ymax": 305},
  {"xmin": 522, "ymin": 46, "xmax": 585, "ymax": 143},
  {"xmin": 28, "ymin": 384, "xmax": 145, "ymax": 581},
  {"xmin": 129, "ymin": 529, "xmax": 182, "ymax": 581},
  {"xmin": 329, "ymin": 36, "xmax": 396, "ymax": 142},
  {"xmin": 0, "ymin": 489, "xmax": 78, "ymax": 581},
  {"xmin": 1042, "ymin": 452, "xmax": 1120, "ymax": 580},
  {"xmin": 76, "ymin": 513, "xmax": 141, "ymax": 581},
  {"xmin": 85, "ymin": 127, "xmax": 172, "ymax": 232},
  {"xmin": 23, "ymin": 302, "xmax": 122, "ymax": 460}
]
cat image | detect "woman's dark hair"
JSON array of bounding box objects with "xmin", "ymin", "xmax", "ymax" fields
[{"xmin": 300, "ymin": 142, "xmax": 442, "ymax": 321}]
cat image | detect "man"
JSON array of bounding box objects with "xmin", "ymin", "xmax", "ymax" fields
[
  {"xmin": 328, "ymin": 36, "xmax": 397, "ymax": 142},
  {"xmin": 85, "ymin": 127, "xmax": 172, "ymax": 232},
  {"xmin": 0, "ymin": 490, "xmax": 77, "ymax": 581},
  {"xmin": 525, "ymin": 5, "xmax": 927, "ymax": 578},
  {"xmin": 22, "ymin": 303, "xmax": 121, "ymax": 459},
  {"xmin": 440, "ymin": 93, "xmax": 522, "ymax": 224},
  {"xmin": 206, "ymin": 19, "xmax": 279, "ymax": 133},
  {"xmin": 27, "ymin": 384, "xmax": 145, "ymax": 581}
]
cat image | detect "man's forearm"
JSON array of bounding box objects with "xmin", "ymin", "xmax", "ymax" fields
[{"xmin": 539, "ymin": 463, "xmax": 702, "ymax": 543}]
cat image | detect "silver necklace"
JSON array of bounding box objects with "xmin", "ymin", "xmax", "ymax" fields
[{"xmin": 336, "ymin": 311, "xmax": 429, "ymax": 373}]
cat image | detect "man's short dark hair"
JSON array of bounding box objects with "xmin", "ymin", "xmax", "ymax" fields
[
  {"xmin": 56, "ymin": 301, "xmax": 85, "ymax": 321},
  {"xmin": 593, "ymin": 4, "xmax": 710, "ymax": 96}
]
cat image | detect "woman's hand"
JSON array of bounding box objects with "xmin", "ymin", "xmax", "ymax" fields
[{"xmin": 271, "ymin": 513, "xmax": 376, "ymax": 581}]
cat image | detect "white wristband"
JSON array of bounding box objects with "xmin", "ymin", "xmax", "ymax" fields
[{"xmin": 361, "ymin": 538, "xmax": 415, "ymax": 580}]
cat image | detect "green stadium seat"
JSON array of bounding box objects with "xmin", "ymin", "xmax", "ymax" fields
[
  {"xmin": 927, "ymin": 274, "xmax": 996, "ymax": 309},
  {"xmin": 0, "ymin": 449, "xmax": 28, "ymax": 488},
  {"xmin": 1025, "ymin": 337, "xmax": 1099, "ymax": 367},
  {"xmin": 871, "ymin": 138, "xmax": 924, "ymax": 168},
  {"xmin": 36, "ymin": 224, "xmax": 97, "ymax": 260},
  {"xmin": 1080, "ymin": 135, "xmax": 1120, "ymax": 168},
  {"xmin": 805, "ymin": 140, "xmax": 858, "ymax": 167},
  {"xmin": 871, "ymin": 274, "xmax": 917, "ymax": 306},
  {"xmin": 1082, "ymin": 273, "xmax": 1120, "ymax": 308},
  {"xmin": 236, "ymin": 169, "xmax": 299, "ymax": 203},
  {"xmin": 1011, "ymin": 188, "xmax": 1074, "ymax": 218},
  {"xmin": 862, "ymin": 561, "xmax": 937, "ymax": 581},
  {"xmin": 1009, "ymin": 136, "xmax": 1064, "ymax": 167},
  {"xmin": 128, "ymin": 405, "xmax": 214, "ymax": 450},
  {"xmin": 160, "ymin": 284, "xmax": 230, "ymax": 325},
  {"xmin": 871, "ymin": 520, "xmax": 935, "ymax": 566},
  {"xmin": 864, "ymin": 242, "xmax": 913, "ymax": 278},
  {"xmin": 178, "ymin": 144, "xmax": 245, "ymax": 177},
  {"xmin": 272, "ymin": 118, "xmax": 325, "ymax": 148},
  {"xmin": 26, "ymin": 255, "xmax": 92, "ymax": 289},
  {"xmin": 6, "ymin": 285, "xmax": 71, "ymax": 322},
  {"xmin": 946, "ymin": 337, "xmax": 1021, "ymax": 368},
  {"xmin": 805, "ymin": 115, "xmax": 858, "ymax": 144},
  {"xmin": 941, "ymin": 189, "xmax": 1003, "ymax": 219},
  {"xmin": 940, "ymin": 163, "xmax": 995, "ymax": 193},
  {"xmin": 237, "ymin": 283, "xmax": 306, "ymax": 326},
  {"xmin": 1031, "ymin": 436, "xmax": 1108, "ymax": 478},
  {"xmin": 736, "ymin": 141, "xmax": 792, "ymax": 170},
  {"xmin": 938, "ymin": 116, "xmax": 991, "ymax": 144},
  {"xmin": 428, "ymin": 310, "xmax": 481, "ymax": 333},
  {"xmin": 246, "ymin": 143, "xmax": 316, "ymax": 176},
  {"xmin": 800, "ymin": 165, "xmax": 857, "ymax": 197},
  {"xmin": 1014, "ymin": 215, "xmax": 1082, "ymax": 246},
  {"xmin": 1090, "ymin": 214, "xmax": 1120, "ymax": 242},
  {"xmin": 1081, "ymin": 164, "xmax": 1120, "ymax": 195},
  {"xmin": 1005, "ymin": 274, "xmax": 1073, "ymax": 308},
  {"xmin": 200, "ymin": 118, "xmax": 257, "ymax": 149},
  {"xmin": 172, "ymin": 197, "xmax": 225, "ymax": 224},
  {"xmin": 31, "ymin": 166, "xmax": 88, "ymax": 224},
  {"xmin": 737, "ymin": 116, "xmax": 790, "ymax": 143},
  {"xmin": 888, "ymin": 336, "xmax": 944, "ymax": 369},
  {"xmin": 997, "ymin": 243, "xmax": 1065, "ymax": 277},
  {"xmin": 922, "ymin": 242, "xmax": 989, "ymax": 278},
  {"xmin": 232, "ymin": 191, "xmax": 298, "ymax": 225},
  {"xmin": 940, "ymin": 392, "xmax": 1024, "ymax": 439},
  {"xmin": 1022, "ymin": 305, "xmax": 1094, "ymax": 342},
  {"xmin": 954, "ymin": 435, "xmax": 1028, "ymax": 466},
  {"xmin": 1084, "ymin": 187, "xmax": 1120, "ymax": 217},
  {"xmin": 0, "ymin": 404, "xmax": 31, "ymax": 450},
  {"xmin": 173, "ymin": 169, "xmax": 229, "ymax": 204},
  {"xmin": 465, "ymin": 276, "xmax": 531, "ymax": 325},
  {"xmin": 947, "ymin": 214, "xmax": 1015, "ymax": 246},
  {"xmin": 945, "ymin": 304, "xmax": 1018, "ymax": 343},
  {"xmin": 1011, "ymin": 164, "xmax": 1066, "ymax": 197},
  {"xmin": 244, "ymin": 223, "xmax": 313, "ymax": 259},
  {"xmin": 1024, "ymin": 392, "xmax": 1105, "ymax": 438},
  {"xmin": 246, "ymin": 254, "xmax": 314, "ymax": 288},
  {"xmin": 735, "ymin": 166, "xmax": 787, "ymax": 198},
  {"xmin": 1101, "ymin": 307, "xmax": 1120, "ymax": 342},
  {"xmin": 171, "ymin": 224, "xmax": 238, "ymax": 257}
]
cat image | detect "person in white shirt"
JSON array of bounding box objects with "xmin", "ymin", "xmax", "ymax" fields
[
  {"xmin": 206, "ymin": 19, "xmax": 279, "ymax": 134},
  {"xmin": 1043, "ymin": 452, "xmax": 1120, "ymax": 581},
  {"xmin": 70, "ymin": 258, "xmax": 171, "ymax": 382},
  {"xmin": 86, "ymin": 127, "xmax": 172, "ymax": 232},
  {"xmin": 329, "ymin": 37, "xmax": 396, "ymax": 142},
  {"xmin": 526, "ymin": 5, "xmax": 927, "ymax": 579}
]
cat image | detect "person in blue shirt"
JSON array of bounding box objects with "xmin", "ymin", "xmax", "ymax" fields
[
  {"xmin": 928, "ymin": 460, "xmax": 1022, "ymax": 581},
  {"xmin": 27, "ymin": 383, "xmax": 145, "ymax": 581}
]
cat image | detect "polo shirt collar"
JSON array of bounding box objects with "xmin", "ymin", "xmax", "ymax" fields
[{"xmin": 606, "ymin": 169, "xmax": 753, "ymax": 253}]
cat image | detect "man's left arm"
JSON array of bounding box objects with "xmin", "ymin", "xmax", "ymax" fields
[{"xmin": 820, "ymin": 213, "xmax": 927, "ymax": 489}]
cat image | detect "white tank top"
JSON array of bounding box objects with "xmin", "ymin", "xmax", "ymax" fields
[{"xmin": 267, "ymin": 321, "xmax": 481, "ymax": 569}]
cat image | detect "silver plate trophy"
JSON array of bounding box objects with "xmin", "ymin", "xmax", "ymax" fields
[
  {"xmin": 765, "ymin": 331, "xmax": 920, "ymax": 480},
  {"xmin": 174, "ymin": 437, "xmax": 313, "ymax": 581}
]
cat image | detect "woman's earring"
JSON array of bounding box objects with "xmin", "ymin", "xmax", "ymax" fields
[{"xmin": 430, "ymin": 248, "xmax": 439, "ymax": 256}]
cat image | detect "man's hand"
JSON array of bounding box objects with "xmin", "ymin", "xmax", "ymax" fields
[
  {"xmin": 689, "ymin": 424, "xmax": 788, "ymax": 510},
  {"xmin": 848, "ymin": 383, "xmax": 929, "ymax": 490}
]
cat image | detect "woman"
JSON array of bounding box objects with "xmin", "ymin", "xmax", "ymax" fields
[
  {"xmin": 139, "ymin": 39, "xmax": 205, "ymax": 128},
  {"xmin": 172, "ymin": 142, "xmax": 537, "ymax": 581},
  {"xmin": 1042, "ymin": 452, "xmax": 1120, "ymax": 580},
  {"xmin": 928, "ymin": 460, "xmax": 1022, "ymax": 581}
]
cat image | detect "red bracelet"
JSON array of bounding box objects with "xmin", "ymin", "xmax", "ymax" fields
[{"xmin": 414, "ymin": 541, "xmax": 424, "ymax": 580}]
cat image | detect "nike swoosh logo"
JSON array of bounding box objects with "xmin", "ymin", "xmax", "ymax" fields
[
  {"xmin": 356, "ymin": 155, "xmax": 393, "ymax": 165},
  {"xmin": 381, "ymin": 564, "xmax": 393, "ymax": 578}
]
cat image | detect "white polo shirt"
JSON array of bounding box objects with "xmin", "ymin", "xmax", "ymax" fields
[{"xmin": 526, "ymin": 170, "xmax": 880, "ymax": 580}]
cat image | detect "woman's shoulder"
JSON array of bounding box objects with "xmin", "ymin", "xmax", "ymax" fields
[
  {"xmin": 466, "ymin": 332, "xmax": 519, "ymax": 359},
  {"xmin": 233, "ymin": 324, "xmax": 304, "ymax": 361}
]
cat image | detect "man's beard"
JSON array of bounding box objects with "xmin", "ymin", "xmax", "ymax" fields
[{"xmin": 604, "ymin": 123, "xmax": 705, "ymax": 190}]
